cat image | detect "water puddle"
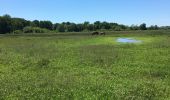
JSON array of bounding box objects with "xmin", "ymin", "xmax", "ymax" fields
[{"xmin": 117, "ymin": 38, "xmax": 142, "ymax": 43}]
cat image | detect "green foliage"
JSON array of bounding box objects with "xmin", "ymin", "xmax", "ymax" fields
[
  {"xmin": 13, "ymin": 30, "xmax": 23, "ymax": 34},
  {"xmin": 160, "ymin": 26, "xmax": 170, "ymax": 30},
  {"xmin": 0, "ymin": 14, "xmax": 169, "ymax": 34},
  {"xmin": 140, "ymin": 23, "xmax": 147, "ymax": 30},
  {"xmin": 31, "ymin": 20, "xmax": 40, "ymax": 27},
  {"xmin": 33, "ymin": 27, "xmax": 48, "ymax": 33},
  {"xmin": 114, "ymin": 26, "xmax": 122, "ymax": 31},
  {"xmin": 39, "ymin": 21, "xmax": 53, "ymax": 30},
  {"xmin": 130, "ymin": 25, "xmax": 139, "ymax": 30},
  {"xmin": 0, "ymin": 14, "xmax": 12, "ymax": 34},
  {"xmin": 57, "ymin": 24, "xmax": 65, "ymax": 32},
  {"xmin": 87, "ymin": 24, "xmax": 94, "ymax": 31},
  {"xmin": 23, "ymin": 26, "xmax": 48, "ymax": 33},
  {"xmin": 94, "ymin": 21, "xmax": 101, "ymax": 29},
  {"xmin": 11, "ymin": 18, "xmax": 29, "ymax": 31},
  {"xmin": 148, "ymin": 25, "xmax": 159, "ymax": 30},
  {"xmin": 23, "ymin": 26, "xmax": 33, "ymax": 33}
]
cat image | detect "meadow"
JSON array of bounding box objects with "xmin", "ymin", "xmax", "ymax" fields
[{"xmin": 0, "ymin": 30, "xmax": 170, "ymax": 99}]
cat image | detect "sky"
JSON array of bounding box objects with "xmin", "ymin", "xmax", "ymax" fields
[{"xmin": 0, "ymin": 0, "xmax": 170, "ymax": 26}]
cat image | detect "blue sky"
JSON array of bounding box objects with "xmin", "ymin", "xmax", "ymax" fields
[{"xmin": 0, "ymin": 0, "xmax": 170, "ymax": 26}]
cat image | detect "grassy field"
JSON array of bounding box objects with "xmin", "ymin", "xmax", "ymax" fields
[{"xmin": 0, "ymin": 30, "xmax": 170, "ymax": 99}]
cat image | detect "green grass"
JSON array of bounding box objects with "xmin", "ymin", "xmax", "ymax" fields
[{"xmin": 0, "ymin": 30, "xmax": 170, "ymax": 99}]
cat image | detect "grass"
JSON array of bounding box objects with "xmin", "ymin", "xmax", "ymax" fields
[{"xmin": 0, "ymin": 30, "xmax": 170, "ymax": 99}]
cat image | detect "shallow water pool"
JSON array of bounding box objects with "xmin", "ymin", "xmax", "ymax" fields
[{"xmin": 117, "ymin": 38, "xmax": 142, "ymax": 43}]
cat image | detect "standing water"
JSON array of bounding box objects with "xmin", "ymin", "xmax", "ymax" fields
[{"xmin": 117, "ymin": 38, "xmax": 142, "ymax": 43}]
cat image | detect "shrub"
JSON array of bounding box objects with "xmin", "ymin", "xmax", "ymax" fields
[
  {"xmin": 23, "ymin": 26, "xmax": 33, "ymax": 33},
  {"xmin": 13, "ymin": 30, "xmax": 23, "ymax": 34},
  {"xmin": 23, "ymin": 26, "xmax": 49, "ymax": 33},
  {"xmin": 33, "ymin": 27, "xmax": 46, "ymax": 33},
  {"xmin": 114, "ymin": 26, "xmax": 122, "ymax": 31}
]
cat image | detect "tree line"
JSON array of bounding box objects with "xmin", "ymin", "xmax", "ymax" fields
[{"xmin": 0, "ymin": 14, "xmax": 169, "ymax": 34}]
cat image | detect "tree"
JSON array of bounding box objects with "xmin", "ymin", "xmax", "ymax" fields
[
  {"xmin": 39, "ymin": 21, "xmax": 45, "ymax": 28},
  {"xmin": 31, "ymin": 20, "xmax": 40, "ymax": 27},
  {"xmin": 87, "ymin": 24, "xmax": 94, "ymax": 31},
  {"xmin": 83, "ymin": 21, "xmax": 90, "ymax": 30},
  {"xmin": 119, "ymin": 24, "xmax": 127, "ymax": 30},
  {"xmin": 39, "ymin": 21, "xmax": 53, "ymax": 30},
  {"xmin": 76, "ymin": 24, "xmax": 83, "ymax": 32},
  {"xmin": 0, "ymin": 14, "xmax": 12, "ymax": 34},
  {"xmin": 94, "ymin": 21, "xmax": 101, "ymax": 30},
  {"xmin": 148, "ymin": 25, "xmax": 158, "ymax": 30},
  {"xmin": 139, "ymin": 23, "xmax": 147, "ymax": 30},
  {"xmin": 57, "ymin": 24, "xmax": 65, "ymax": 32},
  {"xmin": 44, "ymin": 21, "xmax": 53, "ymax": 30},
  {"xmin": 11, "ymin": 18, "xmax": 29, "ymax": 32},
  {"xmin": 53, "ymin": 23, "xmax": 59, "ymax": 30},
  {"xmin": 67, "ymin": 23, "xmax": 77, "ymax": 32},
  {"xmin": 100, "ymin": 22, "xmax": 111, "ymax": 29}
]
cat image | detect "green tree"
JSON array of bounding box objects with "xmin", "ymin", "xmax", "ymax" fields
[
  {"xmin": 139, "ymin": 23, "xmax": 147, "ymax": 30},
  {"xmin": 87, "ymin": 24, "xmax": 94, "ymax": 31},
  {"xmin": 53, "ymin": 23, "xmax": 59, "ymax": 30},
  {"xmin": 0, "ymin": 14, "xmax": 12, "ymax": 34},
  {"xmin": 101, "ymin": 22, "xmax": 111, "ymax": 29},
  {"xmin": 148, "ymin": 25, "xmax": 159, "ymax": 30},
  {"xmin": 67, "ymin": 23, "xmax": 77, "ymax": 32},
  {"xmin": 31, "ymin": 20, "xmax": 40, "ymax": 27},
  {"xmin": 76, "ymin": 24, "xmax": 83, "ymax": 32},
  {"xmin": 11, "ymin": 18, "xmax": 29, "ymax": 32},
  {"xmin": 130, "ymin": 24, "xmax": 139, "ymax": 30},
  {"xmin": 57, "ymin": 24, "xmax": 65, "ymax": 32},
  {"xmin": 39, "ymin": 21, "xmax": 53, "ymax": 30},
  {"xmin": 94, "ymin": 21, "xmax": 101, "ymax": 30},
  {"xmin": 83, "ymin": 21, "xmax": 90, "ymax": 31}
]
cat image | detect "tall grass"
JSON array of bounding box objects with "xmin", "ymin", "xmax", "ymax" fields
[{"xmin": 0, "ymin": 30, "xmax": 170, "ymax": 99}]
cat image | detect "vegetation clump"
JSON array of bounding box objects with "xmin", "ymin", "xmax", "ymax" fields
[{"xmin": 23, "ymin": 26, "xmax": 49, "ymax": 33}]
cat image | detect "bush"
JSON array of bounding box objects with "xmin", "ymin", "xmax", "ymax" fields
[
  {"xmin": 23, "ymin": 26, "xmax": 49, "ymax": 33},
  {"xmin": 114, "ymin": 26, "xmax": 122, "ymax": 31},
  {"xmin": 33, "ymin": 27, "xmax": 47, "ymax": 33},
  {"xmin": 23, "ymin": 26, "xmax": 33, "ymax": 33},
  {"xmin": 13, "ymin": 30, "xmax": 23, "ymax": 34}
]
